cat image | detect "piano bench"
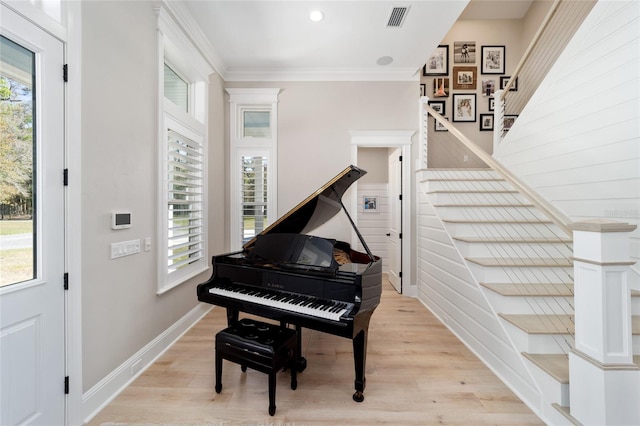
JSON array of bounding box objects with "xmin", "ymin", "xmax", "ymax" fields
[{"xmin": 215, "ymin": 318, "xmax": 298, "ymax": 416}]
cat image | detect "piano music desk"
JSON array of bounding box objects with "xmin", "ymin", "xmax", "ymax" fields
[{"xmin": 215, "ymin": 318, "xmax": 298, "ymax": 416}]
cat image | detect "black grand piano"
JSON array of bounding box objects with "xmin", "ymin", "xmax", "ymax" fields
[{"xmin": 197, "ymin": 165, "xmax": 382, "ymax": 402}]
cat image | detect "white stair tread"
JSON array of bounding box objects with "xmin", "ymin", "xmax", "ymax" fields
[
  {"xmin": 434, "ymin": 203, "xmax": 534, "ymax": 207},
  {"xmin": 499, "ymin": 314, "xmax": 640, "ymax": 334},
  {"xmin": 524, "ymin": 353, "xmax": 640, "ymax": 384},
  {"xmin": 467, "ymin": 257, "xmax": 573, "ymax": 267},
  {"xmin": 454, "ymin": 236, "xmax": 571, "ymax": 243},
  {"xmin": 481, "ymin": 282, "xmax": 574, "ymax": 297},
  {"xmin": 443, "ymin": 218, "xmax": 553, "ymax": 224}
]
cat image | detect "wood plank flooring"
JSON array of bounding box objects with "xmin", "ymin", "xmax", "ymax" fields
[{"xmin": 87, "ymin": 278, "xmax": 543, "ymax": 425}]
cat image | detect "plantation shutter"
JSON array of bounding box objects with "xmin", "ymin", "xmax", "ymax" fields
[
  {"xmin": 167, "ymin": 128, "xmax": 204, "ymax": 273},
  {"xmin": 241, "ymin": 156, "xmax": 268, "ymax": 244}
]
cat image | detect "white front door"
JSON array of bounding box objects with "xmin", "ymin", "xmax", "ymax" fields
[
  {"xmin": 387, "ymin": 149, "xmax": 402, "ymax": 293},
  {"xmin": 0, "ymin": 5, "xmax": 66, "ymax": 425}
]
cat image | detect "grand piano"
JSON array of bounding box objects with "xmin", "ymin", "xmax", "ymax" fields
[{"xmin": 197, "ymin": 165, "xmax": 382, "ymax": 402}]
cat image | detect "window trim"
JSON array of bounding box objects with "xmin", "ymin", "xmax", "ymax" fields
[
  {"xmin": 157, "ymin": 7, "xmax": 212, "ymax": 294},
  {"xmin": 227, "ymin": 88, "xmax": 280, "ymax": 251}
]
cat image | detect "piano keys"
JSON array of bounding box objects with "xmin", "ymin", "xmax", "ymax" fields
[{"xmin": 197, "ymin": 165, "xmax": 382, "ymax": 402}]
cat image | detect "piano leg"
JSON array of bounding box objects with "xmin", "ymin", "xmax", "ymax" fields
[
  {"xmin": 294, "ymin": 324, "xmax": 307, "ymax": 372},
  {"xmin": 352, "ymin": 328, "xmax": 367, "ymax": 402},
  {"xmin": 225, "ymin": 307, "xmax": 239, "ymax": 326}
]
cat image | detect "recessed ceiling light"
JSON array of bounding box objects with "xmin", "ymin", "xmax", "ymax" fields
[
  {"xmin": 377, "ymin": 56, "xmax": 394, "ymax": 66},
  {"xmin": 309, "ymin": 10, "xmax": 324, "ymax": 22}
]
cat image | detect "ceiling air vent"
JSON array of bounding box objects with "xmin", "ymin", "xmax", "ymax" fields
[{"xmin": 387, "ymin": 6, "xmax": 409, "ymax": 27}]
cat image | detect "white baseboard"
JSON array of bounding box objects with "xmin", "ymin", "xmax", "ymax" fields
[{"xmin": 81, "ymin": 303, "xmax": 212, "ymax": 424}]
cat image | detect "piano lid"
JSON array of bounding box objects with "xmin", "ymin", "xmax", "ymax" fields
[{"xmin": 243, "ymin": 165, "xmax": 366, "ymax": 250}]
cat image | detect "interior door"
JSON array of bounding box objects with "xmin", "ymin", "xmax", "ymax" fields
[
  {"xmin": 387, "ymin": 149, "xmax": 402, "ymax": 293},
  {"xmin": 0, "ymin": 5, "xmax": 66, "ymax": 425}
]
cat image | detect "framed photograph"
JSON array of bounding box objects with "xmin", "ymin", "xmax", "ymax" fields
[
  {"xmin": 479, "ymin": 114, "xmax": 494, "ymax": 131},
  {"xmin": 363, "ymin": 196, "xmax": 378, "ymax": 212},
  {"xmin": 435, "ymin": 116, "xmax": 449, "ymax": 132},
  {"xmin": 452, "ymin": 93, "xmax": 476, "ymax": 122},
  {"xmin": 423, "ymin": 45, "xmax": 449, "ymax": 76},
  {"xmin": 433, "ymin": 77, "xmax": 449, "ymax": 98},
  {"xmin": 428, "ymin": 100, "xmax": 445, "ymax": 115},
  {"xmin": 481, "ymin": 45, "xmax": 506, "ymax": 74},
  {"xmin": 454, "ymin": 41, "xmax": 475, "ymax": 63},
  {"xmin": 500, "ymin": 75, "xmax": 518, "ymax": 91},
  {"xmin": 452, "ymin": 66, "xmax": 477, "ymax": 90},
  {"xmin": 420, "ymin": 83, "xmax": 426, "ymax": 97},
  {"xmin": 503, "ymin": 115, "xmax": 518, "ymax": 131},
  {"xmin": 482, "ymin": 79, "xmax": 496, "ymax": 96},
  {"xmin": 488, "ymin": 97, "xmax": 495, "ymax": 111}
]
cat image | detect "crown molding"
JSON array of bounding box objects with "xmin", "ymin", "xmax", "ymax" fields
[
  {"xmin": 223, "ymin": 67, "xmax": 422, "ymax": 82},
  {"xmin": 161, "ymin": 0, "xmax": 227, "ymax": 78}
]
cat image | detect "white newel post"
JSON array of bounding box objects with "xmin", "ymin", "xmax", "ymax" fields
[
  {"xmin": 569, "ymin": 220, "xmax": 639, "ymax": 425},
  {"xmin": 492, "ymin": 90, "xmax": 504, "ymax": 155},
  {"xmin": 418, "ymin": 96, "xmax": 429, "ymax": 169}
]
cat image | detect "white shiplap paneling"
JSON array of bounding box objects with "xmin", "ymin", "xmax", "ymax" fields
[
  {"xmin": 495, "ymin": 0, "xmax": 640, "ymax": 281},
  {"xmin": 357, "ymin": 184, "xmax": 389, "ymax": 272},
  {"xmin": 415, "ymin": 185, "xmax": 541, "ymax": 415}
]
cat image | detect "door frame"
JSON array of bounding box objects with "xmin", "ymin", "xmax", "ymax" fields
[
  {"xmin": 3, "ymin": 1, "xmax": 85, "ymax": 424},
  {"xmin": 350, "ymin": 131, "xmax": 415, "ymax": 297}
]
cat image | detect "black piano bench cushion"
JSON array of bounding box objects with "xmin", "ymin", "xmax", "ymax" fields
[{"xmin": 215, "ymin": 318, "xmax": 298, "ymax": 416}]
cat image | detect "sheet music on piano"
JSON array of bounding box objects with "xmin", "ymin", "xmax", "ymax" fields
[{"xmin": 197, "ymin": 165, "xmax": 382, "ymax": 402}]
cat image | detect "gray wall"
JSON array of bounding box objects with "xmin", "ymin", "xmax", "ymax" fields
[
  {"xmin": 80, "ymin": 0, "xmax": 226, "ymax": 390},
  {"xmin": 225, "ymin": 81, "xmax": 418, "ymax": 240}
]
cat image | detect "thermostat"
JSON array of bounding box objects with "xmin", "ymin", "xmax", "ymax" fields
[{"xmin": 111, "ymin": 212, "xmax": 132, "ymax": 230}]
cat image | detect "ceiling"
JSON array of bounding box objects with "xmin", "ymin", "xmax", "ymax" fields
[{"xmin": 180, "ymin": 0, "xmax": 533, "ymax": 82}]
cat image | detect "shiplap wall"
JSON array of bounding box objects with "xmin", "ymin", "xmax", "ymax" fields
[
  {"xmin": 415, "ymin": 186, "xmax": 541, "ymax": 413},
  {"xmin": 494, "ymin": 0, "xmax": 640, "ymax": 283},
  {"xmin": 357, "ymin": 184, "xmax": 389, "ymax": 273}
]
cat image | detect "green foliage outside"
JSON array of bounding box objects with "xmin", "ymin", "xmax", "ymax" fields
[{"xmin": 0, "ymin": 76, "xmax": 34, "ymax": 219}]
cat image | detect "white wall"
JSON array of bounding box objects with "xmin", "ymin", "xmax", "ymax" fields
[
  {"xmin": 79, "ymin": 0, "xmax": 227, "ymax": 391},
  {"xmin": 494, "ymin": 0, "xmax": 640, "ymax": 281}
]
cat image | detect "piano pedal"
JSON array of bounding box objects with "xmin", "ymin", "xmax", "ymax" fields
[{"xmin": 352, "ymin": 390, "xmax": 364, "ymax": 402}]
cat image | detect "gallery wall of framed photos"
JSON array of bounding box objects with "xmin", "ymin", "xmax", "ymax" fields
[{"xmin": 420, "ymin": 19, "xmax": 527, "ymax": 162}]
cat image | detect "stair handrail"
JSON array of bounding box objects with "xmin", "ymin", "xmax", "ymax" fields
[
  {"xmin": 499, "ymin": 0, "xmax": 561, "ymax": 98},
  {"xmin": 420, "ymin": 99, "xmax": 573, "ymax": 236}
]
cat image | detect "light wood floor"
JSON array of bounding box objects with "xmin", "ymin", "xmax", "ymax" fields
[{"xmin": 88, "ymin": 278, "xmax": 543, "ymax": 425}]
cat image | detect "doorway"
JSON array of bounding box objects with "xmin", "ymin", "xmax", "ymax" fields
[
  {"xmin": 0, "ymin": 5, "xmax": 66, "ymax": 425},
  {"xmin": 350, "ymin": 131, "xmax": 414, "ymax": 296}
]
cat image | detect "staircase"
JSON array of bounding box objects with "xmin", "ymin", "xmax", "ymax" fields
[{"xmin": 419, "ymin": 168, "xmax": 640, "ymax": 424}]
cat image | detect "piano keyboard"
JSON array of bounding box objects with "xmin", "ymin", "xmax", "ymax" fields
[{"xmin": 209, "ymin": 284, "xmax": 354, "ymax": 321}]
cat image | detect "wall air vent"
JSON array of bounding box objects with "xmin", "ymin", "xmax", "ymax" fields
[{"xmin": 387, "ymin": 6, "xmax": 409, "ymax": 27}]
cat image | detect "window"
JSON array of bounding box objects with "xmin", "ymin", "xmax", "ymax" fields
[
  {"xmin": 227, "ymin": 88, "xmax": 280, "ymax": 250},
  {"xmin": 157, "ymin": 7, "xmax": 212, "ymax": 293}
]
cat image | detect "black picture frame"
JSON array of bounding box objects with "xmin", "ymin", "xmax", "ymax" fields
[
  {"xmin": 435, "ymin": 116, "xmax": 449, "ymax": 132},
  {"xmin": 423, "ymin": 45, "xmax": 449, "ymax": 76},
  {"xmin": 500, "ymin": 75, "xmax": 518, "ymax": 91},
  {"xmin": 428, "ymin": 100, "xmax": 445, "ymax": 116},
  {"xmin": 488, "ymin": 97, "xmax": 495, "ymax": 111},
  {"xmin": 479, "ymin": 114, "xmax": 494, "ymax": 131},
  {"xmin": 452, "ymin": 93, "xmax": 476, "ymax": 122},
  {"xmin": 503, "ymin": 115, "xmax": 518, "ymax": 131},
  {"xmin": 420, "ymin": 83, "xmax": 426, "ymax": 97},
  {"xmin": 481, "ymin": 45, "xmax": 506, "ymax": 74}
]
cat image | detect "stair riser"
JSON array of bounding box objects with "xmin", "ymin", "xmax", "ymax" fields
[
  {"xmin": 441, "ymin": 221, "xmax": 568, "ymax": 239},
  {"xmin": 503, "ymin": 319, "xmax": 640, "ymax": 354},
  {"xmin": 484, "ymin": 291, "xmax": 575, "ymax": 315},
  {"xmin": 424, "ymin": 180, "xmax": 512, "ymax": 193},
  {"xmin": 502, "ymin": 321, "xmax": 574, "ymax": 354},
  {"xmin": 427, "ymin": 191, "xmax": 529, "ymax": 205},
  {"xmin": 454, "ymin": 240, "xmax": 574, "ymax": 258},
  {"xmin": 524, "ymin": 358, "xmax": 570, "ymax": 407},
  {"xmin": 467, "ymin": 262, "xmax": 574, "ymax": 284},
  {"xmin": 422, "ymin": 169, "xmax": 501, "ymax": 181},
  {"xmin": 434, "ymin": 206, "xmax": 549, "ymax": 222}
]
